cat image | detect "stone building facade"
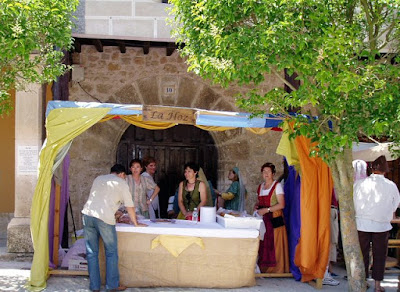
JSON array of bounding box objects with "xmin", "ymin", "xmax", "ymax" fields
[{"xmin": 8, "ymin": 0, "xmax": 286, "ymax": 251}]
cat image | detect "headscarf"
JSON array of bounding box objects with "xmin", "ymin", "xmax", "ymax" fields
[
  {"xmin": 233, "ymin": 166, "xmax": 247, "ymax": 212},
  {"xmin": 352, "ymin": 159, "xmax": 367, "ymax": 182},
  {"xmin": 198, "ymin": 167, "xmax": 213, "ymax": 206}
]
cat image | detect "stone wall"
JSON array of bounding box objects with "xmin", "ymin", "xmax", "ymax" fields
[{"xmin": 67, "ymin": 45, "xmax": 284, "ymax": 231}]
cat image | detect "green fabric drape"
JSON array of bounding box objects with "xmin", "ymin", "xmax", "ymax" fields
[{"xmin": 28, "ymin": 108, "xmax": 111, "ymax": 291}]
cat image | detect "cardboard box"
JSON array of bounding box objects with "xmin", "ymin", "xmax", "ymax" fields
[
  {"xmin": 216, "ymin": 215, "xmax": 263, "ymax": 230},
  {"xmin": 68, "ymin": 259, "xmax": 88, "ymax": 271}
]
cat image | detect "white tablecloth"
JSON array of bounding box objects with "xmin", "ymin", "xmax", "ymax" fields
[{"xmin": 116, "ymin": 219, "xmax": 259, "ymax": 238}]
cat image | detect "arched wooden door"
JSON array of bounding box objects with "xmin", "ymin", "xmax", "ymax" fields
[{"xmin": 116, "ymin": 124, "xmax": 218, "ymax": 218}]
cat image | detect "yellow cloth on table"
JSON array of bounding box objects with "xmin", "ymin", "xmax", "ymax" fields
[{"xmin": 151, "ymin": 235, "xmax": 205, "ymax": 257}]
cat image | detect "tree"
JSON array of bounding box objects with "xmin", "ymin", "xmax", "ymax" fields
[
  {"xmin": 169, "ymin": 0, "xmax": 400, "ymax": 290},
  {"xmin": 0, "ymin": 0, "xmax": 79, "ymax": 115}
]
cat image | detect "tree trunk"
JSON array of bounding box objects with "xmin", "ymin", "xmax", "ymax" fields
[{"xmin": 329, "ymin": 148, "xmax": 367, "ymax": 292}]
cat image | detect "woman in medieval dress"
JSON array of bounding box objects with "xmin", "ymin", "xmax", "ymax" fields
[
  {"xmin": 255, "ymin": 162, "xmax": 289, "ymax": 273},
  {"xmin": 141, "ymin": 156, "xmax": 160, "ymax": 219},
  {"xmin": 177, "ymin": 162, "xmax": 207, "ymax": 220}
]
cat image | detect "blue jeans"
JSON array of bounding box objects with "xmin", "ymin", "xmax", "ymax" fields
[{"xmin": 83, "ymin": 215, "xmax": 119, "ymax": 290}]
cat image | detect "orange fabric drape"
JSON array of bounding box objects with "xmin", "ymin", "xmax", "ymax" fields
[{"xmin": 293, "ymin": 135, "xmax": 333, "ymax": 282}]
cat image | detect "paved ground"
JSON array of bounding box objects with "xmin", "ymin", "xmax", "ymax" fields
[{"xmin": 0, "ymin": 238, "xmax": 399, "ymax": 291}]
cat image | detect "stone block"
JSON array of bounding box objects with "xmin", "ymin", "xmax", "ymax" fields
[
  {"xmin": 112, "ymin": 19, "xmax": 154, "ymax": 38},
  {"xmin": 114, "ymin": 84, "xmax": 142, "ymax": 104},
  {"xmin": 86, "ymin": 1, "xmax": 132, "ymax": 16},
  {"xmin": 85, "ymin": 19, "xmax": 110, "ymax": 35},
  {"xmin": 213, "ymin": 99, "xmax": 235, "ymax": 112},
  {"xmin": 7, "ymin": 217, "xmax": 33, "ymax": 253},
  {"xmin": 135, "ymin": 2, "xmax": 168, "ymax": 17},
  {"xmin": 160, "ymin": 76, "xmax": 178, "ymax": 105},
  {"xmin": 194, "ymin": 86, "xmax": 221, "ymax": 109},
  {"xmin": 175, "ymin": 77, "xmax": 198, "ymax": 107},
  {"xmin": 136, "ymin": 78, "xmax": 159, "ymax": 105}
]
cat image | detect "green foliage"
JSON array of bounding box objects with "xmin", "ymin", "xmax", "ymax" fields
[
  {"xmin": 169, "ymin": 0, "xmax": 400, "ymax": 162},
  {"xmin": 0, "ymin": 0, "xmax": 79, "ymax": 115}
]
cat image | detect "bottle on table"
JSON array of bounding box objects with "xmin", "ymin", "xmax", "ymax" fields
[{"xmin": 192, "ymin": 208, "xmax": 198, "ymax": 223}]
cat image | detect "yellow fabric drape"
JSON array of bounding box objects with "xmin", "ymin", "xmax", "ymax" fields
[
  {"xmin": 100, "ymin": 115, "xmax": 274, "ymax": 135},
  {"xmin": 276, "ymin": 122, "xmax": 301, "ymax": 172},
  {"xmin": 28, "ymin": 108, "xmax": 110, "ymax": 291},
  {"xmin": 151, "ymin": 234, "xmax": 205, "ymax": 257},
  {"xmin": 245, "ymin": 127, "xmax": 271, "ymax": 135},
  {"xmin": 99, "ymin": 115, "xmax": 177, "ymax": 130},
  {"xmin": 195, "ymin": 125, "xmax": 236, "ymax": 131},
  {"xmin": 293, "ymin": 135, "xmax": 332, "ymax": 282},
  {"xmin": 120, "ymin": 115, "xmax": 176, "ymax": 130}
]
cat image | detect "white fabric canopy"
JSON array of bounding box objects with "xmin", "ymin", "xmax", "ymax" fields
[{"xmin": 352, "ymin": 142, "xmax": 397, "ymax": 161}]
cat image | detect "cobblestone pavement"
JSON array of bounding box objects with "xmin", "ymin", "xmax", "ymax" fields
[{"xmin": 0, "ymin": 246, "xmax": 399, "ymax": 291}]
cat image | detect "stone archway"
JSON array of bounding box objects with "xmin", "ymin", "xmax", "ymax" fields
[
  {"xmin": 116, "ymin": 124, "xmax": 218, "ymax": 218},
  {"xmin": 67, "ymin": 47, "xmax": 284, "ymax": 230}
]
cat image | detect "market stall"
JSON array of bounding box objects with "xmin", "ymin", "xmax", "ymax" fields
[
  {"xmin": 99, "ymin": 220, "xmax": 259, "ymax": 288},
  {"xmin": 29, "ymin": 101, "xmax": 283, "ymax": 290},
  {"xmin": 29, "ymin": 100, "xmax": 335, "ymax": 290}
]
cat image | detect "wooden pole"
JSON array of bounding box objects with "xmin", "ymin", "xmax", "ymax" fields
[{"xmin": 52, "ymin": 183, "xmax": 61, "ymax": 266}]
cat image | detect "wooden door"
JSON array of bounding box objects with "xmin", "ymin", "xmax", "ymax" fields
[{"xmin": 116, "ymin": 125, "xmax": 218, "ymax": 218}]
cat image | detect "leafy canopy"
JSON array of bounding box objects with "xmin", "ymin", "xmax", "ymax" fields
[
  {"xmin": 169, "ymin": 0, "xmax": 400, "ymax": 161},
  {"xmin": 0, "ymin": 0, "xmax": 79, "ymax": 114}
]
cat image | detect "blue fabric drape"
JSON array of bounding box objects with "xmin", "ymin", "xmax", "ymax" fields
[{"xmin": 283, "ymin": 161, "xmax": 302, "ymax": 280}]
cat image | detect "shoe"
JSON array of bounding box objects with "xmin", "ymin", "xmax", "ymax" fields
[
  {"xmin": 330, "ymin": 272, "xmax": 339, "ymax": 277},
  {"xmin": 323, "ymin": 276, "xmax": 340, "ymax": 286}
]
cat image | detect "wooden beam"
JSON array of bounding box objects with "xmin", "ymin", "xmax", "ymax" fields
[
  {"xmin": 116, "ymin": 41, "xmax": 126, "ymax": 53},
  {"xmin": 92, "ymin": 39, "xmax": 103, "ymax": 52},
  {"xmin": 74, "ymin": 40, "xmax": 81, "ymax": 53},
  {"xmin": 255, "ymin": 273, "xmax": 293, "ymax": 278},
  {"xmin": 143, "ymin": 41, "xmax": 150, "ymax": 54},
  {"xmin": 166, "ymin": 42, "xmax": 175, "ymax": 56}
]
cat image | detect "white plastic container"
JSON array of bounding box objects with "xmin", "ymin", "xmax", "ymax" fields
[{"xmin": 216, "ymin": 215, "xmax": 263, "ymax": 230}]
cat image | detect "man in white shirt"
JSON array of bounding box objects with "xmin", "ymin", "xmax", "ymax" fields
[
  {"xmin": 82, "ymin": 164, "xmax": 146, "ymax": 292},
  {"xmin": 353, "ymin": 155, "xmax": 400, "ymax": 292}
]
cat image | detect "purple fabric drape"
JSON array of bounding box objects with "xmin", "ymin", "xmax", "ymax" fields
[
  {"xmin": 48, "ymin": 155, "xmax": 70, "ymax": 268},
  {"xmin": 283, "ymin": 161, "xmax": 302, "ymax": 281}
]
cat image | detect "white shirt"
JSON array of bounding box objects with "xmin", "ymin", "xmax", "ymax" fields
[
  {"xmin": 259, "ymin": 181, "xmax": 284, "ymax": 196},
  {"xmin": 353, "ymin": 174, "xmax": 400, "ymax": 232},
  {"xmin": 82, "ymin": 174, "xmax": 134, "ymax": 225}
]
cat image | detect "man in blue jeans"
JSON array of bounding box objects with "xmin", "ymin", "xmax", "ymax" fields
[{"xmin": 82, "ymin": 164, "xmax": 146, "ymax": 292}]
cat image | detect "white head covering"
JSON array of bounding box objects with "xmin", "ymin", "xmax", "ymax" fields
[
  {"xmin": 352, "ymin": 159, "xmax": 367, "ymax": 181},
  {"xmin": 198, "ymin": 167, "xmax": 213, "ymax": 206}
]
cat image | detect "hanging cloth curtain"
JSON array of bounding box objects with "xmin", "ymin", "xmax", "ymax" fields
[
  {"xmin": 29, "ymin": 107, "xmax": 111, "ymax": 290},
  {"xmin": 293, "ymin": 135, "xmax": 332, "ymax": 282}
]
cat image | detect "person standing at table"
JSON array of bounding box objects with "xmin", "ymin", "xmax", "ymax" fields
[
  {"xmin": 82, "ymin": 164, "xmax": 146, "ymax": 292},
  {"xmin": 255, "ymin": 162, "xmax": 289, "ymax": 273},
  {"xmin": 126, "ymin": 159, "xmax": 155, "ymax": 219},
  {"xmin": 141, "ymin": 156, "xmax": 160, "ymax": 219},
  {"xmin": 177, "ymin": 162, "xmax": 207, "ymax": 220},
  {"xmin": 353, "ymin": 155, "xmax": 400, "ymax": 292},
  {"xmin": 215, "ymin": 167, "xmax": 246, "ymax": 212}
]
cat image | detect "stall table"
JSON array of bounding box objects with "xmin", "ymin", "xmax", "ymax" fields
[{"xmin": 99, "ymin": 219, "xmax": 259, "ymax": 288}]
